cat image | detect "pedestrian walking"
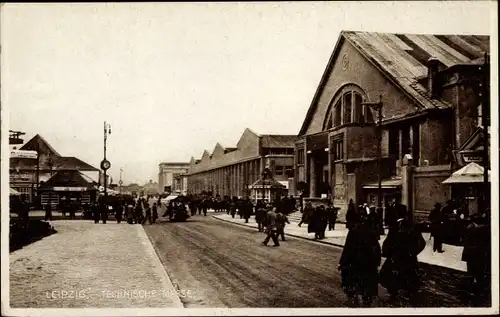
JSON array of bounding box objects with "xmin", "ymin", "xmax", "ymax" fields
[
  {"xmin": 100, "ymin": 202, "xmax": 108, "ymax": 224},
  {"xmin": 308, "ymin": 206, "xmax": 321, "ymax": 239},
  {"xmin": 115, "ymin": 202, "xmax": 123, "ymax": 224},
  {"xmin": 326, "ymin": 202, "xmax": 338, "ymax": 230},
  {"xmin": 319, "ymin": 205, "xmax": 328, "ymax": 239},
  {"xmin": 152, "ymin": 203, "xmax": 158, "ymax": 223},
  {"xmin": 134, "ymin": 202, "xmax": 143, "ymax": 224},
  {"xmin": 462, "ymin": 210, "xmax": 491, "ymax": 305},
  {"xmin": 126, "ymin": 202, "xmax": 134, "ymax": 224},
  {"xmin": 385, "ymin": 199, "xmax": 398, "ymax": 232},
  {"xmin": 298, "ymin": 202, "xmax": 312, "ymax": 227},
  {"xmin": 346, "ymin": 199, "xmax": 359, "ymax": 230},
  {"xmin": 142, "ymin": 206, "xmax": 152, "ymax": 225},
  {"xmin": 44, "ymin": 203, "xmax": 53, "ymax": 221},
  {"xmin": 338, "ymin": 219, "xmax": 381, "ymax": 307},
  {"xmin": 230, "ymin": 199, "xmax": 237, "ymax": 218},
  {"xmin": 379, "ymin": 215, "xmax": 426, "ymax": 304},
  {"xmin": 262, "ymin": 207, "xmax": 280, "ymax": 247},
  {"xmin": 429, "ymin": 202, "xmax": 445, "ymax": 253},
  {"xmin": 255, "ymin": 204, "xmax": 266, "ymax": 232},
  {"xmin": 92, "ymin": 202, "xmax": 100, "ymax": 224},
  {"xmin": 276, "ymin": 211, "xmax": 290, "ymax": 241}
]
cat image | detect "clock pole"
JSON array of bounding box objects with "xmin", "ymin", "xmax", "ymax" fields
[{"xmin": 103, "ymin": 121, "xmax": 112, "ymax": 198}]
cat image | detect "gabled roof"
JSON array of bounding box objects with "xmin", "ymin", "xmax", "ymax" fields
[
  {"xmin": 261, "ymin": 135, "xmax": 297, "ymax": 148},
  {"xmin": 40, "ymin": 170, "xmax": 96, "ymax": 189},
  {"xmin": 299, "ymin": 31, "xmax": 490, "ymax": 135},
  {"xmin": 443, "ymin": 162, "xmax": 490, "ymax": 184},
  {"xmin": 10, "ymin": 156, "xmax": 99, "ymax": 171},
  {"xmin": 19, "ymin": 134, "xmax": 60, "ymax": 156},
  {"xmin": 457, "ymin": 126, "xmax": 490, "ymax": 152}
]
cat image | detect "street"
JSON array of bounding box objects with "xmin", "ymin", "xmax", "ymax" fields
[{"xmin": 144, "ymin": 213, "xmax": 477, "ymax": 308}]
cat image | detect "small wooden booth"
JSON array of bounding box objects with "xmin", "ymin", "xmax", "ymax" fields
[
  {"xmin": 38, "ymin": 170, "xmax": 99, "ymax": 207},
  {"xmin": 442, "ymin": 162, "xmax": 490, "ymax": 216},
  {"xmin": 249, "ymin": 178, "xmax": 287, "ymax": 204}
]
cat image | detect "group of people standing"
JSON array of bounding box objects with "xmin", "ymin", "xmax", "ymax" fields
[
  {"xmin": 90, "ymin": 196, "xmax": 159, "ymax": 225},
  {"xmin": 298, "ymin": 201, "xmax": 339, "ymax": 239},
  {"xmin": 338, "ymin": 199, "xmax": 425, "ymax": 306}
]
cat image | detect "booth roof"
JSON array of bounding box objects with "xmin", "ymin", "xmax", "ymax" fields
[
  {"xmin": 249, "ymin": 177, "xmax": 286, "ymax": 189},
  {"xmin": 39, "ymin": 170, "xmax": 97, "ymax": 190},
  {"xmin": 442, "ymin": 162, "xmax": 491, "ymax": 184}
]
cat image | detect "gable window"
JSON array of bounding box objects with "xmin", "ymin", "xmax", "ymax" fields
[
  {"xmin": 334, "ymin": 100, "xmax": 342, "ymax": 127},
  {"xmin": 354, "ymin": 93, "xmax": 363, "ymax": 123},
  {"xmin": 344, "ymin": 93, "xmax": 352, "ymax": 124},
  {"xmin": 323, "ymin": 85, "xmax": 367, "ymax": 131}
]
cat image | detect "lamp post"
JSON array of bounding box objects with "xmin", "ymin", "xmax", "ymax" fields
[
  {"xmin": 362, "ymin": 96, "xmax": 384, "ymax": 212},
  {"xmin": 101, "ymin": 121, "xmax": 112, "ymax": 198},
  {"xmin": 261, "ymin": 168, "xmax": 271, "ymax": 204},
  {"xmin": 47, "ymin": 153, "xmax": 54, "ymax": 208},
  {"xmin": 119, "ymin": 168, "xmax": 123, "ymax": 195}
]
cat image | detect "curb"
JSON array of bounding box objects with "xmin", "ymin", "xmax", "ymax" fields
[
  {"xmin": 137, "ymin": 226, "xmax": 184, "ymax": 308},
  {"xmin": 212, "ymin": 215, "xmax": 345, "ymax": 248}
]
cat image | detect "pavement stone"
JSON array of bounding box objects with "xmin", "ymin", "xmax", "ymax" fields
[
  {"xmin": 9, "ymin": 220, "xmax": 184, "ymax": 308},
  {"xmin": 212, "ymin": 213, "xmax": 467, "ymax": 272}
]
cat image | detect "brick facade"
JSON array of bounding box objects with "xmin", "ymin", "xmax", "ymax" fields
[{"xmin": 295, "ymin": 31, "xmax": 489, "ymax": 220}]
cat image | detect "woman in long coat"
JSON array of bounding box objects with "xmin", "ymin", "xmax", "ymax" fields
[
  {"xmin": 346, "ymin": 199, "xmax": 359, "ymax": 230},
  {"xmin": 338, "ymin": 220, "xmax": 381, "ymax": 306},
  {"xmin": 379, "ymin": 217, "xmax": 426, "ymax": 302}
]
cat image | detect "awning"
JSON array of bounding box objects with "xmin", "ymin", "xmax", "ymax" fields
[
  {"xmin": 10, "ymin": 188, "xmax": 21, "ymax": 196},
  {"xmin": 363, "ymin": 177, "xmax": 402, "ymax": 189},
  {"xmin": 163, "ymin": 195, "xmax": 179, "ymax": 202},
  {"xmin": 443, "ymin": 162, "xmax": 490, "ymax": 184},
  {"xmin": 278, "ymin": 181, "xmax": 289, "ymax": 189}
]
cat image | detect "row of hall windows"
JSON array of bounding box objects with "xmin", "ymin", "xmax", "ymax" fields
[{"xmin": 325, "ymin": 90, "xmax": 375, "ymax": 129}]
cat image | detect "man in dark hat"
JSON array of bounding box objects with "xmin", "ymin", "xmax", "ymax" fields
[{"xmin": 429, "ymin": 202, "xmax": 445, "ymax": 253}]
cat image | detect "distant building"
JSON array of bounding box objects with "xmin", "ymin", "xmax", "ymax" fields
[
  {"xmin": 158, "ymin": 162, "xmax": 189, "ymax": 194},
  {"xmin": 143, "ymin": 180, "xmax": 160, "ymax": 196},
  {"xmin": 10, "ymin": 134, "xmax": 99, "ymax": 203},
  {"xmin": 295, "ymin": 30, "xmax": 490, "ymax": 220},
  {"xmin": 186, "ymin": 128, "xmax": 296, "ymax": 200}
]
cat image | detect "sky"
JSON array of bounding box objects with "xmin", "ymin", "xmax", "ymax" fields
[{"xmin": 1, "ymin": 2, "xmax": 494, "ymax": 185}]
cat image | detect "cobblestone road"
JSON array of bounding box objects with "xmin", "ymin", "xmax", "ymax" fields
[
  {"xmin": 9, "ymin": 221, "xmax": 183, "ymax": 308},
  {"xmin": 144, "ymin": 214, "xmax": 481, "ymax": 308}
]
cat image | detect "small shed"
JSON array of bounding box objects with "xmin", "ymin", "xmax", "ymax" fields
[{"xmin": 249, "ymin": 177, "xmax": 287, "ymax": 204}]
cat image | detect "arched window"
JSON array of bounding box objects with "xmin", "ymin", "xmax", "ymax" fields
[
  {"xmin": 322, "ymin": 84, "xmax": 368, "ymax": 131},
  {"xmin": 334, "ymin": 99, "xmax": 342, "ymax": 127},
  {"xmin": 344, "ymin": 93, "xmax": 352, "ymax": 124}
]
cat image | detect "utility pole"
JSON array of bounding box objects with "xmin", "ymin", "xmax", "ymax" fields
[
  {"xmin": 362, "ymin": 96, "xmax": 383, "ymax": 209},
  {"xmin": 101, "ymin": 122, "xmax": 112, "ymax": 198},
  {"xmin": 119, "ymin": 168, "xmax": 123, "ymax": 195},
  {"xmin": 48, "ymin": 153, "xmax": 54, "ymax": 208}
]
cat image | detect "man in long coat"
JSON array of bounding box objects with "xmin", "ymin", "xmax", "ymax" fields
[{"xmin": 338, "ymin": 220, "xmax": 381, "ymax": 306}]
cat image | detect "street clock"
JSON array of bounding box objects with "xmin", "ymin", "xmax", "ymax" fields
[{"xmin": 101, "ymin": 159, "xmax": 111, "ymax": 171}]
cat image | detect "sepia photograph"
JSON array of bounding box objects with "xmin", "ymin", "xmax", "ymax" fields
[{"xmin": 1, "ymin": 1, "xmax": 498, "ymax": 316}]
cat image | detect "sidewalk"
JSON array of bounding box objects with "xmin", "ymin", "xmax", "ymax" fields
[
  {"xmin": 213, "ymin": 212, "xmax": 467, "ymax": 272},
  {"xmin": 9, "ymin": 221, "xmax": 184, "ymax": 308}
]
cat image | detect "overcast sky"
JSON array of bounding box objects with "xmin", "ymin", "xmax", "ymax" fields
[{"xmin": 2, "ymin": 2, "xmax": 494, "ymax": 185}]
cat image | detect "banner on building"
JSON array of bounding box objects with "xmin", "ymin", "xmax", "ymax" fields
[{"xmin": 10, "ymin": 150, "xmax": 38, "ymax": 159}]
